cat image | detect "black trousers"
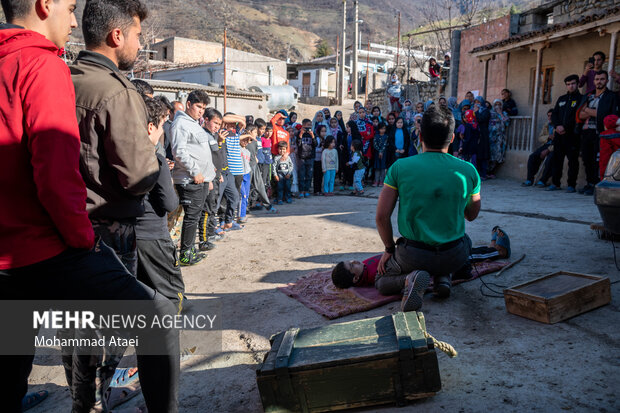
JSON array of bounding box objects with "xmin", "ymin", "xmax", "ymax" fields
[
  {"xmin": 217, "ymin": 172, "xmax": 240, "ymax": 224},
  {"xmin": 137, "ymin": 238, "xmax": 185, "ymax": 307},
  {"xmin": 552, "ymin": 133, "xmax": 580, "ymax": 188},
  {"xmin": 581, "ymin": 129, "xmax": 600, "ymax": 185},
  {"xmin": 176, "ymin": 182, "xmax": 208, "ymax": 253},
  {"xmin": 313, "ymin": 160, "xmax": 323, "ymax": 194},
  {"xmin": 0, "ymin": 241, "xmax": 179, "ymax": 413},
  {"xmin": 198, "ymin": 180, "xmax": 219, "ymax": 241},
  {"xmin": 526, "ymin": 143, "xmax": 553, "ymax": 183}
]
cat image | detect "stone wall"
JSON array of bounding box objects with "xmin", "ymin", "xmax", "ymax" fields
[
  {"xmin": 366, "ymin": 81, "xmax": 442, "ymax": 114},
  {"xmin": 554, "ymin": 0, "xmax": 620, "ymax": 25}
]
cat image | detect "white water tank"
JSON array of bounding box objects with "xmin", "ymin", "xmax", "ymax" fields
[{"xmin": 249, "ymin": 85, "xmax": 298, "ymax": 112}]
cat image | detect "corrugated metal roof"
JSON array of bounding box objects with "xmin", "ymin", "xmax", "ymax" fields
[{"xmin": 142, "ymin": 79, "xmax": 266, "ymax": 100}]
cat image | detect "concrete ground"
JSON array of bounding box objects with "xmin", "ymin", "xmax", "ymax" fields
[{"xmin": 28, "ymin": 178, "xmax": 620, "ymax": 412}]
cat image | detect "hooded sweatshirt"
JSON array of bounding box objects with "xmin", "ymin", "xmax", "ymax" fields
[{"xmin": 0, "ymin": 25, "xmax": 95, "ymax": 269}]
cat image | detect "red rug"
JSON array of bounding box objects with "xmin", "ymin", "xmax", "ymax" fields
[{"xmin": 278, "ymin": 260, "xmax": 510, "ymax": 319}]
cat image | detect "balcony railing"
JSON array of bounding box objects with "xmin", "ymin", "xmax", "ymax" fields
[{"xmin": 506, "ymin": 116, "xmax": 532, "ymax": 152}]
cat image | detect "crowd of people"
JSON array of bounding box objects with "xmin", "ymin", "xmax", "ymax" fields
[{"xmin": 524, "ymin": 50, "xmax": 620, "ymax": 195}]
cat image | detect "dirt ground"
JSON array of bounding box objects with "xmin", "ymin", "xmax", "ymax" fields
[{"xmin": 28, "ymin": 178, "xmax": 620, "ymax": 413}]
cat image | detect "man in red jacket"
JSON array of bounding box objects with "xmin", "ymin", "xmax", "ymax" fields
[{"xmin": 0, "ymin": 1, "xmax": 178, "ymax": 412}]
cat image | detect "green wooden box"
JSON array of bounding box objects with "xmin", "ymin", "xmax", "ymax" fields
[{"xmin": 256, "ymin": 312, "xmax": 441, "ymax": 412}]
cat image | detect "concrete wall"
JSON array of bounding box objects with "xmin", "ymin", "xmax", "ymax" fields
[
  {"xmin": 458, "ymin": 16, "xmax": 512, "ymax": 101},
  {"xmin": 151, "ymin": 37, "xmax": 222, "ymax": 64},
  {"xmin": 506, "ymin": 31, "xmax": 614, "ymax": 137}
]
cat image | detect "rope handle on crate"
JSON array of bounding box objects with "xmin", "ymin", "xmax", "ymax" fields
[{"xmin": 416, "ymin": 316, "xmax": 458, "ymax": 358}]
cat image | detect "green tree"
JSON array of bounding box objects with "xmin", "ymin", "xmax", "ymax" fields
[
  {"xmin": 509, "ymin": 4, "xmax": 519, "ymax": 14},
  {"xmin": 314, "ymin": 39, "xmax": 333, "ymax": 58}
]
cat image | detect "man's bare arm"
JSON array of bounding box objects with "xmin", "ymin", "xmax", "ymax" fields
[
  {"xmin": 464, "ymin": 193, "xmax": 481, "ymax": 222},
  {"xmin": 376, "ymin": 185, "xmax": 399, "ymax": 248}
]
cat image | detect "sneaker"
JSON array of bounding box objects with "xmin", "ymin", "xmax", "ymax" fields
[
  {"xmin": 535, "ymin": 181, "xmax": 547, "ymax": 188},
  {"xmin": 214, "ymin": 227, "xmax": 225, "ymax": 236},
  {"xmin": 208, "ymin": 234, "xmax": 224, "ymax": 242},
  {"xmin": 433, "ymin": 275, "xmax": 451, "ymax": 298},
  {"xmin": 578, "ymin": 184, "xmax": 592, "ymax": 194},
  {"xmin": 565, "ymin": 186, "xmax": 576, "ymax": 193},
  {"xmin": 249, "ymin": 205, "xmax": 263, "ymax": 211},
  {"xmin": 276, "ymin": 200, "xmax": 283, "ymax": 205},
  {"xmin": 521, "ymin": 180, "xmax": 533, "ymax": 187},
  {"xmin": 583, "ymin": 186, "xmax": 594, "ymax": 196},
  {"xmin": 179, "ymin": 249, "xmax": 203, "ymax": 266},
  {"xmin": 266, "ymin": 205, "xmax": 278, "ymax": 213},
  {"xmin": 340, "ymin": 186, "xmax": 345, "ymax": 191},
  {"xmin": 348, "ymin": 186, "xmax": 354, "ymax": 191},
  {"xmin": 545, "ymin": 184, "xmax": 560, "ymax": 191},
  {"xmin": 238, "ymin": 216, "xmax": 248, "ymax": 224},
  {"xmin": 286, "ymin": 198, "xmax": 293, "ymax": 203},
  {"xmin": 198, "ymin": 241, "xmax": 216, "ymax": 251},
  {"xmin": 401, "ymin": 271, "xmax": 430, "ymax": 312}
]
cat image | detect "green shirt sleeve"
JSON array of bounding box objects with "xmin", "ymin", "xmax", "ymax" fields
[
  {"xmin": 470, "ymin": 165, "xmax": 481, "ymax": 196},
  {"xmin": 384, "ymin": 163, "xmax": 398, "ymax": 190}
]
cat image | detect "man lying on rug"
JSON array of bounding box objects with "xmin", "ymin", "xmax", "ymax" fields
[{"xmin": 332, "ymin": 227, "xmax": 510, "ymax": 292}]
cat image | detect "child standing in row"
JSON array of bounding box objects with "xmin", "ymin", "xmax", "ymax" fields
[
  {"xmin": 373, "ymin": 123, "xmax": 388, "ymax": 186},
  {"xmin": 273, "ymin": 141, "xmax": 294, "ymax": 204},
  {"xmin": 321, "ymin": 137, "xmax": 339, "ymax": 196},
  {"xmin": 348, "ymin": 139, "xmax": 366, "ymax": 196},
  {"xmin": 238, "ymin": 131, "xmax": 254, "ymax": 223},
  {"xmin": 313, "ymin": 125, "xmax": 326, "ymax": 195},
  {"xmin": 260, "ymin": 125, "xmax": 274, "ymax": 195}
]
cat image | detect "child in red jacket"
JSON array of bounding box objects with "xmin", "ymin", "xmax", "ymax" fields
[{"xmin": 600, "ymin": 114, "xmax": 620, "ymax": 178}]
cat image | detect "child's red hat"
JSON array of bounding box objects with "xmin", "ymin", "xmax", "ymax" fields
[{"xmin": 603, "ymin": 114, "xmax": 619, "ymax": 130}]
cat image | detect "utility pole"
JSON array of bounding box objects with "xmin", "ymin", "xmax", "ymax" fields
[
  {"xmin": 339, "ymin": 0, "xmax": 347, "ymax": 105},
  {"xmin": 407, "ymin": 34, "xmax": 411, "ymax": 86},
  {"xmin": 364, "ymin": 40, "xmax": 370, "ymax": 103},
  {"xmin": 396, "ymin": 11, "xmax": 401, "ymax": 67},
  {"xmin": 352, "ymin": 0, "xmax": 359, "ymax": 100},
  {"xmin": 336, "ymin": 35, "xmax": 340, "ymax": 101},
  {"xmin": 223, "ymin": 27, "xmax": 227, "ymax": 113}
]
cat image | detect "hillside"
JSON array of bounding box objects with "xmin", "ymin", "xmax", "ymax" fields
[{"xmin": 2, "ymin": 0, "xmax": 538, "ymax": 61}]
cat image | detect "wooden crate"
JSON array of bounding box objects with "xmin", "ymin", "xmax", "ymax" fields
[
  {"xmin": 256, "ymin": 312, "xmax": 441, "ymax": 412},
  {"xmin": 503, "ymin": 272, "xmax": 611, "ymax": 324}
]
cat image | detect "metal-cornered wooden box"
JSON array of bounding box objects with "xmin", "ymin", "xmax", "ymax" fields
[
  {"xmin": 503, "ymin": 271, "xmax": 611, "ymax": 324},
  {"xmin": 256, "ymin": 312, "xmax": 441, "ymax": 412}
]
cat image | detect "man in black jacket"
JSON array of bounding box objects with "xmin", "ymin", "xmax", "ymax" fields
[
  {"xmin": 578, "ymin": 70, "xmax": 620, "ymax": 195},
  {"xmin": 549, "ymin": 74, "xmax": 582, "ymax": 192}
]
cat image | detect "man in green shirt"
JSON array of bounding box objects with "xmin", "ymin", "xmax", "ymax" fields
[{"xmin": 375, "ymin": 107, "xmax": 481, "ymax": 312}]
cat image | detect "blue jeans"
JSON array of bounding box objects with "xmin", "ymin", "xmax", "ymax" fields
[
  {"xmin": 299, "ymin": 158, "xmax": 313, "ymax": 192},
  {"xmin": 353, "ymin": 168, "xmax": 365, "ymax": 191},
  {"xmin": 277, "ymin": 176, "xmax": 292, "ymax": 201},
  {"xmin": 239, "ymin": 173, "xmax": 251, "ymax": 218},
  {"xmin": 323, "ymin": 169, "xmax": 336, "ymax": 193}
]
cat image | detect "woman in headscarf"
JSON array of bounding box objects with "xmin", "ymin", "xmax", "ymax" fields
[
  {"xmin": 488, "ymin": 99, "xmax": 511, "ymax": 176},
  {"xmin": 424, "ymin": 100, "xmax": 435, "ymax": 112},
  {"xmin": 387, "ymin": 117, "xmax": 410, "ymax": 167},
  {"xmin": 459, "ymin": 109, "xmax": 479, "ymax": 165},
  {"xmin": 448, "ymin": 96, "xmax": 461, "ymax": 124},
  {"xmin": 438, "ymin": 96, "xmax": 447, "ymax": 108},
  {"xmin": 401, "ymin": 99, "xmax": 415, "ymax": 127},
  {"xmin": 322, "ymin": 108, "xmax": 332, "ymax": 122},
  {"xmin": 474, "ymin": 96, "xmax": 490, "ymax": 179},
  {"xmin": 341, "ymin": 120, "xmax": 362, "ymax": 190},
  {"xmin": 334, "ymin": 110, "xmax": 347, "ymax": 134},
  {"xmin": 409, "ymin": 113, "xmax": 423, "ymax": 156},
  {"xmin": 312, "ymin": 110, "xmax": 329, "ymax": 134}
]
